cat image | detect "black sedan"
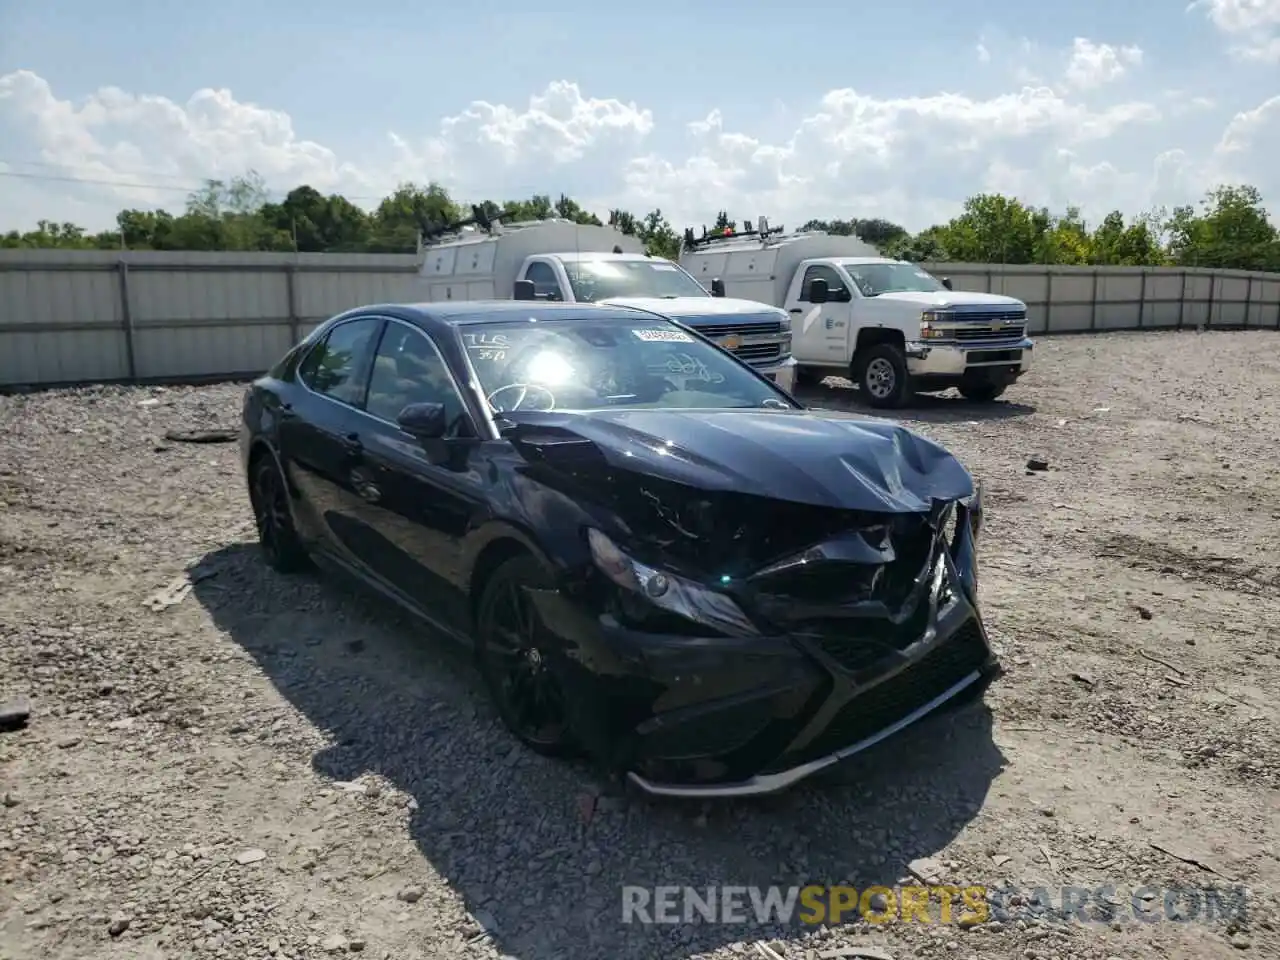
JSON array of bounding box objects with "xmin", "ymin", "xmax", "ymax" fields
[{"xmin": 240, "ymin": 300, "xmax": 1000, "ymax": 797}]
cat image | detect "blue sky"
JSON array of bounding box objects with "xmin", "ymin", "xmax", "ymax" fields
[{"xmin": 1, "ymin": 0, "xmax": 1277, "ymax": 232}]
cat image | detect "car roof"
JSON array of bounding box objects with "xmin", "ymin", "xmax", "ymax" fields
[{"xmin": 373, "ymin": 300, "xmax": 671, "ymax": 327}]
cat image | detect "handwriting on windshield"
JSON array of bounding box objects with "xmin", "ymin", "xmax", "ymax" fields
[
  {"xmin": 463, "ymin": 332, "xmax": 510, "ymax": 349},
  {"xmin": 665, "ymin": 353, "xmax": 724, "ymax": 384}
]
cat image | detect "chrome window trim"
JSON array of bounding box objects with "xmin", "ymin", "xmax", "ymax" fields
[
  {"xmin": 295, "ymin": 314, "xmax": 384, "ymax": 410},
  {"xmin": 297, "ymin": 314, "xmax": 499, "ymax": 441}
]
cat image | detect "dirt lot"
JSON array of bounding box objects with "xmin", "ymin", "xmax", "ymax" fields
[{"xmin": 2, "ymin": 329, "xmax": 1279, "ymax": 960}]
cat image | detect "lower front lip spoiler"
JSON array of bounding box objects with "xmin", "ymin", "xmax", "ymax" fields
[{"xmin": 625, "ymin": 669, "xmax": 983, "ymax": 798}]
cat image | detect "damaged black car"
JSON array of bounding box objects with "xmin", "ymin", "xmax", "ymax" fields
[{"xmin": 240, "ymin": 300, "xmax": 999, "ymax": 797}]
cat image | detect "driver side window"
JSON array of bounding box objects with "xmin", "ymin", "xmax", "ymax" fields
[
  {"xmin": 801, "ymin": 264, "xmax": 849, "ymax": 302},
  {"xmin": 524, "ymin": 261, "xmax": 564, "ymax": 301},
  {"xmin": 365, "ymin": 322, "xmax": 468, "ymax": 432}
]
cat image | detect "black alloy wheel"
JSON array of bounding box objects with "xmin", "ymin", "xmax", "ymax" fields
[
  {"xmin": 476, "ymin": 556, "xmax": 578, "ymax": 758},
  {"xmin": 250, "ymin": 455, "xmax": 310, "ymax": 573}
]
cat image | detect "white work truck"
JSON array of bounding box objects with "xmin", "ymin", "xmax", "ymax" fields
[
  {"xmin": 678, "ymin": 219, "xmax": 1034, "ymax": 408},
  {"xmin": 414, "ymin": 216, "xmax": 797, "ymax": 390}
]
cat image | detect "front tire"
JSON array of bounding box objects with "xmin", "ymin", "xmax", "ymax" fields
[
  {"xmin": 856, "ymin": 343, "xmax": 913, "ymax": 409},
  {"xmin": 959, "ymin": 382, "xmax": 1009, "ymax": 402},
  {"xmin": 249, "ymin": 454, "xmax": 311, "ymax": 574},
  {"xmin": 475, "ymin": 556, "xmax": 579, "ymax": 758}
]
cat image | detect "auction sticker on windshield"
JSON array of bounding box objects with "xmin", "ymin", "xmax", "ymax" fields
[{"xmin": 632, "ymin": 328, "xmax": 694, "ymax": 342}]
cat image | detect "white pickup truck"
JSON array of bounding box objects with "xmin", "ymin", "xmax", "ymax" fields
[
  {"xmin": 679, "ymin": 220, "xmax": 1034, "ymax": 408},
  {"xmin": 413, "ymin": 216, "xmax": 797, "ymax": 390}
]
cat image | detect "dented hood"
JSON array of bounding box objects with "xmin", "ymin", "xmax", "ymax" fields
[{"xmin": 506, "ymin": 408, "xmax": 974, "ymax": 513}]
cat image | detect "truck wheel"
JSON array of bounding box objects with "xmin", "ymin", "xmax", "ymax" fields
[
  {"xmin": 959, "ymin": 382, "xmax": 1008, "ymax": 402},
  {"xmin": 856, "ymin": 344, "xmax": 913, "ymax": 409}
]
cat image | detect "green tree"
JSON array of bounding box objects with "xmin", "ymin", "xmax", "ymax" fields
[
  {"xmin": 1167, "ymin": 184, "xmax": 1278, "ymax": 270},
  {"xmin": 608, "ymin": 209, "xmax": 639, "ymax": 236},
  {"xmin": 372, "ymin": 182, "xmax": 457, "ymax": 252},
  {"xmin": 553, "ymin": 193, "xmax": 602, "ymax": 225},
  {"xmin": 933, "ymin": 194, "xmax": 1051, "ymax": 263},
  {"xmin": 259, "ymin": 185, "xmax": 372, "ymax": 252},
  {"xmin": 5, "ymin": 173, "xmax": 1279, "ymax": 272},
  {"xmin": 1089, "ymin": 210, "xmax": 1163, "ymax": 266},
  {"xmin": 635, "ymin": 209, "xmax": 680, "ymax": 259}
]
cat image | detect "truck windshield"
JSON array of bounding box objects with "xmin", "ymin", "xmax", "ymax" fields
[
  {"xmin": 460, "ymin": 318, "xmax": 797, "ymax": 414},
  {"xmin": 563, "ymin": 259, "xmax": 711, "ymax": 301},
  {"xmin": 842, "ymin": 262, "xmax": 946, "ymax": 297}
]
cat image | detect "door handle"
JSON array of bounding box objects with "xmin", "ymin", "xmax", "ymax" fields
[
  {"xmin": 341, "ymin": 433, "xmax": 363, "ymax": 454},
  {"xmin": 788, "ymin": 308, "xmax": 802, "ymax": 314}
]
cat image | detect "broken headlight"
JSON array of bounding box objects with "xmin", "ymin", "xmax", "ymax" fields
[{"xmin": 586, "ymin": 528, "xmax": 757, "ymax": 637}]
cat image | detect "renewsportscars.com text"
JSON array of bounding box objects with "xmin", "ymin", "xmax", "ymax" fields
[{"xmin": 620, "ymin": 884, "xmax": 1249, "ymax": 927}]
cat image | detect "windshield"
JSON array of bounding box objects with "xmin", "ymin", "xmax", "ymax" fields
[
  {"xmin": 461, "ymin": 317, "xmax": 797, "ymax": 414},
  {"xmin": 842, "ymin": 261, "xmax": 946, "ymax": 297},
  {"xmin": 563, "ymin": 258, "xmax": 711, "ymax": 301}
]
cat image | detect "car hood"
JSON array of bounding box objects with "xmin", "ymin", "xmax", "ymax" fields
[
  {"xmin": 876, "ymin": 290, "xmax": 1026, "ymax": 311},
  {"xmin": 600, "ymin": 295, "xmax": 785, "ymax": 319},
  {"xmin": 503, "ymin": 407, "xmax": 973, "ymax": 514}
]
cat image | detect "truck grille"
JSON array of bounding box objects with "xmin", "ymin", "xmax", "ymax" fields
[
  {"xmin": 954, "ymin": 324, "xmax": 1026, "ymax": 343},
  {"xmin": 953, "ymin": 309, "xmax": 1027, "ymax": 324},
  {"xmin": 735, "ymin": 343, "xmax": 783, "ymax": 363},
  {"xmin": 687, "ymin": 320, "xmax": 784, "ymax": 337}
]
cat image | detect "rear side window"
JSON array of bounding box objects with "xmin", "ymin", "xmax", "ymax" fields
[
  {"xmin": 298, "ymin": 317, "xmax": 383, "ymax": 406},
  {"xmin": 801, "ymin": 264, "xmax": 848, "ymax": 301},
  {"xmin": 524, "ymin": 261, "xmax": 564, "ymax": 300}
]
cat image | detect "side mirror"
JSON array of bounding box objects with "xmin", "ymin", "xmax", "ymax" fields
[
  {"xmin": 396, "ymin": 402, "xmax": 448, "ymax": 440},
  {"xmin": 807, "ymin": 278, "xmax": 829, "ymax": 304},
  {"xmin": 710, "ymin": 278, "xmax": 726, "ymax": 297},
  {"xmin": 397, "ymin": 402, "xmax": 476, "ymax": 469},
  {"xmin": 941, "ymin": 277, "xmax": 953, "ymax": 291},
  {"xmin": 513, "ymin": 279, "xmax": 536, "ymax": 301}
]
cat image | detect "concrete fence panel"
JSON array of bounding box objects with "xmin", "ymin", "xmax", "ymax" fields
[{"xmin": 1, "ymin": 250, "xmax": 1278, "ymax": 388}]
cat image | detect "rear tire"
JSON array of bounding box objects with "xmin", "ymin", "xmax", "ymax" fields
[
  {"xmin": 959, "ymin": 382, "xmax": 1008, "ymax": 402},
  {"xmin": 475, "ymin": 556, "xmax": 580, "ymax": 759},
  {"xmin": 855, "ymin": 343, "xmax": 913, "ymax": 409},
  {"xmin": 249, "ymin": 454, "xmax": 311, "ymax": 574}
]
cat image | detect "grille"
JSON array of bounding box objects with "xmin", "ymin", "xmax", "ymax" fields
[
  {"xmin": 803, "ymin": 600, "xmax": 933, "ymax": 673},
  {"xmin": 954, "ymin": 324, "xmax": 1026, "ymax": 343},
  {"xmin": 952, "ymin": 310, "xmax": 1027, "ymax": 324},
  {"xmin": 735, "ymin": 342, "xmax": 783, "ymax": 362},
  {"xmin": 687, "ymin": 320, "xmax": 784, "ymax": 338},
  {"xmin": 783, "ymin": 622, "xmax": 989, "ymax": 766}
]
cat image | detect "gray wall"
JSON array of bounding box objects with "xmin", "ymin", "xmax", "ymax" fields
[{"xmin": 2, "ymin": 249, "xmax": 1279, "ymax": 387}]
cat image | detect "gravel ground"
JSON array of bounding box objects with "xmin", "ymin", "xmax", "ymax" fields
[{"xmin": 2, "ymin": 329, "xmax": 1279, "ymax": 960}]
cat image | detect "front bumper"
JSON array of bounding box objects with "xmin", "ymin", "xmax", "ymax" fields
[
  {"xmin": 905, "ymin": 337, "xmax": 1034, "ymax": 378},
  {"xmin": 527, "ymin": 537, "xmax": 998, "ymax": 798},
  {"xmin": 752, "ymin": 355, "xmax": 797, "ymax": 392}
]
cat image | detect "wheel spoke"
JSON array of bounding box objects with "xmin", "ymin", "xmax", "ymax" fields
[{"xmin": 487, "ymin": 576, "xmax": 567, "ymax": 745}]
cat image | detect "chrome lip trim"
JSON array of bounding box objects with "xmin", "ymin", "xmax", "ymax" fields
[{"xmin": 625, "ymin": 669, "xmax": 982, "ymax": 798}]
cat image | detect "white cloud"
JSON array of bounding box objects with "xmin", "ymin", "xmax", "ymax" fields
[
  {"xmin": 1192, "ymin": 0, "xmax": 1280, "ymax": 61},
  {"xmin": 0, "ymin": 60, "xmax": 1276, "ymax": 237},
  {"xmin": 388, "ymin": 81, "xmax": 654, "ymax": 199},
  {"xmin": 1063, "ymin": 38, "xmax": 1144, "ymax": 90}
]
